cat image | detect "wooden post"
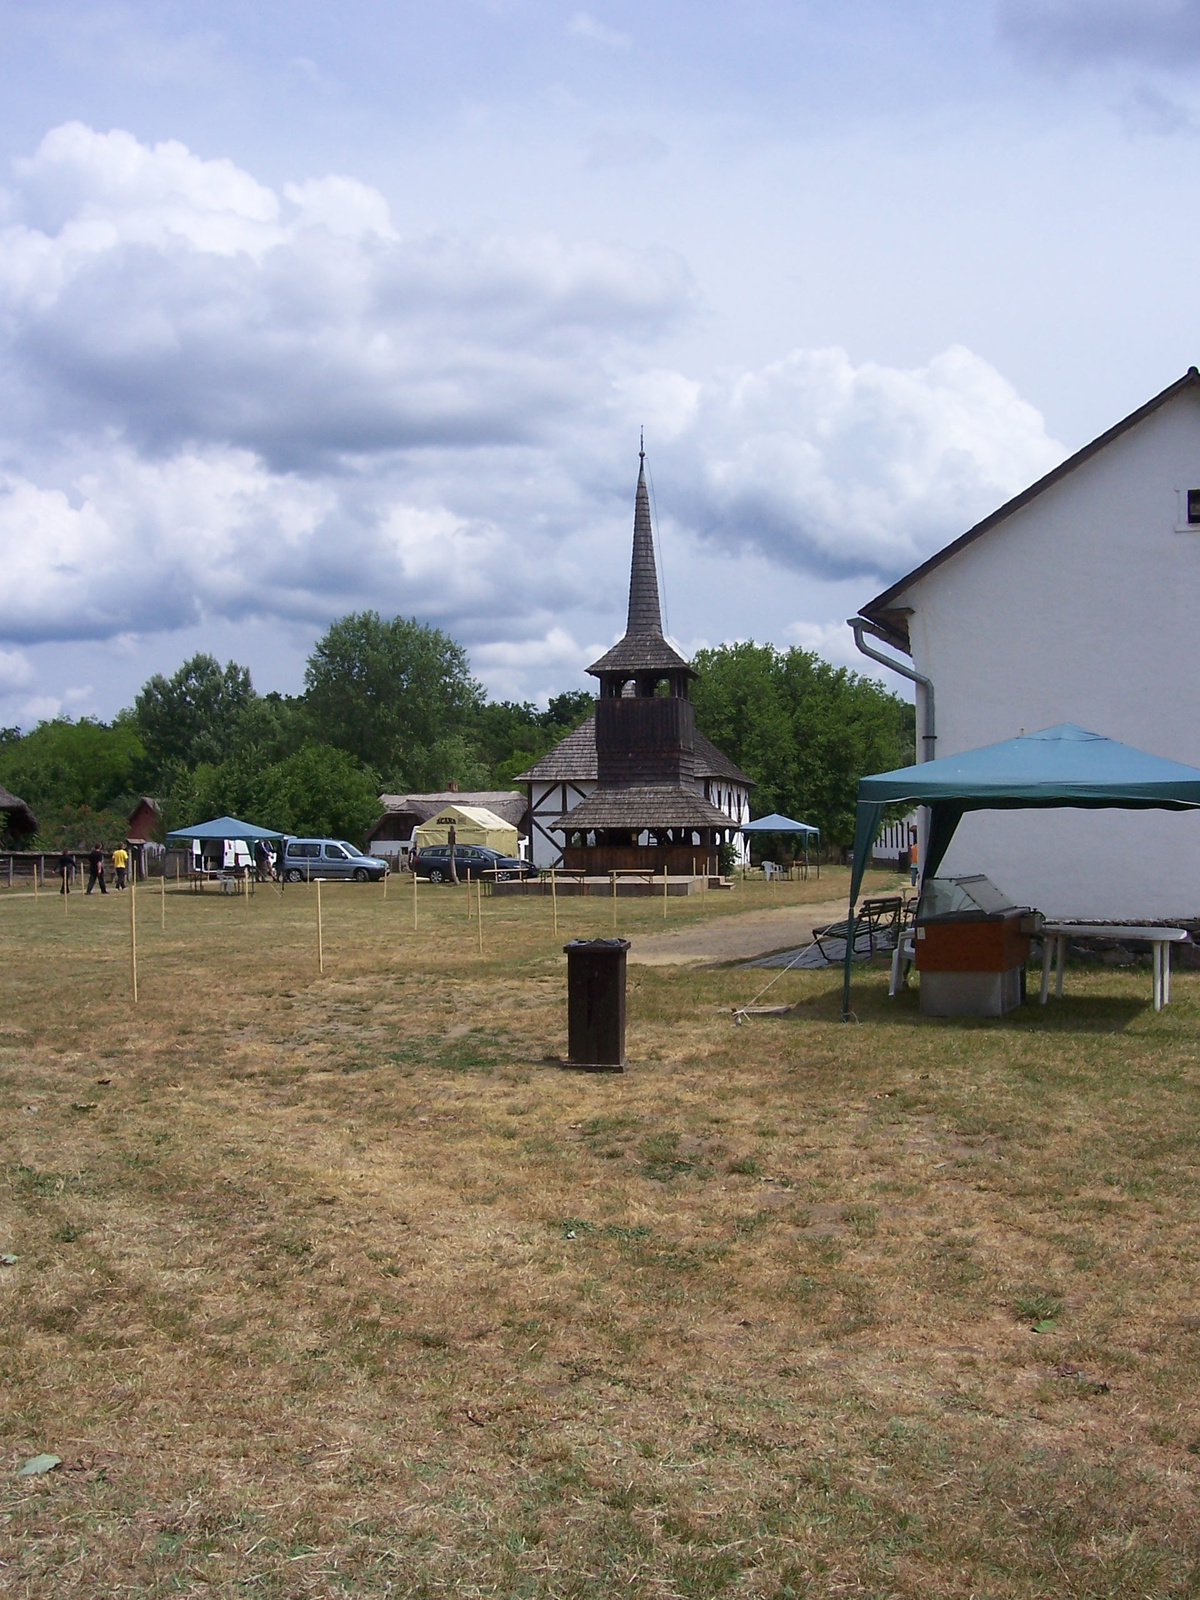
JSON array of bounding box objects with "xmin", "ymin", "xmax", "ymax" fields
[
  {"xmin": 63, "ymin": 866, "xmax": 68, "ymax": 914},
  {"xmin": 382, "ymin": 867, "xmax": 387, "ymax": 900},
  {"xmin": 161, "ymin": 866, "xmax": 166, "ymax": 930},
  {"xmin": 129, "ymin": 871, "xmax": 138, "ymax": 1004},
  {"xmin": 466, "ymin": 872, "xmax": 472, "ymax": 919},
  {"xmin": 476, "ymin": 876, "xmax": 483, "ymax": 956},
  {"xmin": 551, "ymin": 867, "xmax": 558, "ymax": 934},
  {"xmin": 663, "ymin": 864, "xmax": 668, "ymax": 917},
  {"xmin": 610, "ymin": 870, "xmax": 617, "ymax": 932},
  {"xmin": 33, "ymin": 857, "xmax": 38, "ymax": 899},
  {"xmin": 316, "ymin": 878, "xmax": 324, "ymax": 974},
  {"xmin": 412, "ymin": 859, "xmax": 418, "ymax": 930}
]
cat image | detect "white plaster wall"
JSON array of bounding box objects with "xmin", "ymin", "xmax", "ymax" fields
[{"xmin": 898, "ymin": 389, "xmax": 1200, "ymax": 919}]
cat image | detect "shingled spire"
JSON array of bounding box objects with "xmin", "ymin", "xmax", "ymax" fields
[
  {"xmin": 627, "ymin": 444, "xmax": 663, "ymax": 637},
  {"xmin": 587, "ymin": 443, "xmax": 696, "ymax": 681}
]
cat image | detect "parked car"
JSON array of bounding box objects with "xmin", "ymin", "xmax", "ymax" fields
[
  {"xmin": 411, "ymin": 844, "xmax": 535, "ymax": 883},
  {"xmin": 281, "ymin": 838, "xmax": 389, "ymax": 882}
]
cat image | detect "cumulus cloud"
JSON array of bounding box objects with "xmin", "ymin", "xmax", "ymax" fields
[
  {"xmin": 0, "ymin": 122, "xmax": 1067, "ymax": 705},
  {"xmin": 0, "ymin": 123, "xmax": 690, "ymax": 466},
  {"xmin": 670, "ymin": 345, "xmax": 1064, "ymax": 580},
  {"xmin": 997, "ymin": 0, "xmax": 1200, "ymax": 70},
  {"xmin": 0, "ymin": 647, "xmax": 34, "ymax": 694},
  {"xmin": 568, "ymin": 12, "xmax": 631, "ymax": 50}
]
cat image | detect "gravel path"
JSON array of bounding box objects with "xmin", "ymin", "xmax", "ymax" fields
[{"xmin": 627, "ymin": 896, "xmax": 852, "ymax": 966}]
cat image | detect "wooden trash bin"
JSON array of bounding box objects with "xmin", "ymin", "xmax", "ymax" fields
[{"xmin": 564, "ymin": 938, "xmax": 630, "ymax": 1070}]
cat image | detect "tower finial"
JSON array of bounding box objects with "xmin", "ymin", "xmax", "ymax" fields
[{"xmin": 639, "ymin": 427, "xmax": 644, "ymax": 465}]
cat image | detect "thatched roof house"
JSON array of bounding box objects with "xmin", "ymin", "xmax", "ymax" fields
[
  {"xmin": 0, "ymin": 783, "xmax": 37, "ymax": 840},
  {"xmin": 366, "ymin": 789, "xmax": 528, "ymax": 856}
]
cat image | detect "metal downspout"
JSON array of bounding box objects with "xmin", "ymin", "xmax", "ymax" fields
[{"xmin": 847, "ymin": 617, "xmax": 934, "ymax": 760}]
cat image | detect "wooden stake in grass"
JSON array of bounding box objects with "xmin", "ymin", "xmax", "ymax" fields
[
  {"xmin": 551, "ymin": 867, "xmax": 558, "ymax": 933},
  {"xmin": 477, "ymin": 876, "xmax": 484, "ymax": 956},
  {"xmin": 33, "ymin": 857, "xmax": 38, "ymax": 899},
  {"xmin": 316, "ymin": 878, "xmax": 324, "ymax": 974},
  {"xmin": 466, "ymin": 873, "xmax": 473, "ymax": 919},
  {"xmin": 663, "ymin": 864, "xmax": 669, "ymax": 918},
  {"xmin": 382, "ymin": 868, "xmax": 387, "ymax": 901},
  {"xmin": 129, "ymin": 870, "xmax": 138, "ymax": 1004},
  {"xmin": 610, "ymin": 869, "xmax": 617, "ymax": 932},
  {"xmin": 412, "ymin": 861, "xmax": 418, "ymax": 930},
  {"xmin": 161, "ymin": 868, "xmax": 166, "ymax": 930},
  {"xmin": 63, "ymin": 866, "xmax": 68, "ymax": 915}
]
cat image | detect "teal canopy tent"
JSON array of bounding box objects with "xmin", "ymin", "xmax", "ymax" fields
[
  {"xmin": 166, "ymin": 815, "xmax": 285, "ymax": 843},
  {"xmin": 842, "ymin": 725, "xmax": 1200, "ymax": 1019}
]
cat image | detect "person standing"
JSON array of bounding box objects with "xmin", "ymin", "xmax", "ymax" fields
[
  {"xmin": 112, "ymin": 843, "xmax": 129, "ymax": 891},
  {"xmin": 254, "ymin": 839, "xmax": 273, "ymax": 883},
  {"xmin": 86, "ymin": 845, "xmax": 107, "ymax": 895},
  {"xmin": 58, "ymin": 847, "xmax": 76, "ymax": 894}
]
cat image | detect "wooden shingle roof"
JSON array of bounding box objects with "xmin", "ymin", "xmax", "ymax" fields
[
  {"xmin": 515, "ymin": 715, "xmax": 752, "ymax": 787},
  {"xmin": 550, "ymin": 785, "xmax": 734, "ymax": 832}
]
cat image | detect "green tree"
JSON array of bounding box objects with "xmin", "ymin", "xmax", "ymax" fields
[
  {"xmin": 134, "ymin": 654, "xmax": 256, "ymax": 772},
  {"xmin": 473, "ymin": 691, "xmax": 595, "ymax": 786},
  {"xmin": 304, "ymin": 612, "xmax": 484, "ymax": 784},
  {"xmin": 691, "ymin": 643, "xmax": 914, "ymax": 845},
  {"xmin": 252, "ymin": 746, "xmax": 380, "ymax": 840},
  {"xmin": 0, "ymin": 717, "xmax": 145, "ymax": 813},
  {"xmin": 0, "ymin": 717, "xmax": 147, "ymax": 848},
  {"xmin": 227, "ymin": 692, "xmax": 310, "ymax": 768}
]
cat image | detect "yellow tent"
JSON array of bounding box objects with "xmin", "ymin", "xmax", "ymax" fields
[{"xmin": 413, "ymin": 804, "xmax": 520, "ymax": 856}]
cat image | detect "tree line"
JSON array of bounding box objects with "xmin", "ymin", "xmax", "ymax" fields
[{"xmin": 0, "ymin": 613, "xmax": 913, "ymax": 849}]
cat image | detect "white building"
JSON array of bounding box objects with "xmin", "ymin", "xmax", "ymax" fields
[{"xmin": 854, "ymin": 367, "xmax": 1200, "ymax": 920}]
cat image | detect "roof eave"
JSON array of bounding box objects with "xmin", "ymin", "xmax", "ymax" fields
[{"xmin": 856, "ymin": 366, "xmax": 1200, "ymax": 652}]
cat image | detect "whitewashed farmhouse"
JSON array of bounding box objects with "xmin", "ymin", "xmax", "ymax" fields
[{"xmin": 853, "ymin": 367, "xmax": 1200, "ymax": 920}]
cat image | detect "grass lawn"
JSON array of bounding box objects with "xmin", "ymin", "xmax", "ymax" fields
[{"xmin": 3, "ymin": 871, "xmax": 1200, "ymax": 1598}]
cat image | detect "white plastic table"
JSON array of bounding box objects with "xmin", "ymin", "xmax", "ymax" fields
[{"xmin": 1039, "ymin": 924, "xmax": 1189, "ymax": 1011}]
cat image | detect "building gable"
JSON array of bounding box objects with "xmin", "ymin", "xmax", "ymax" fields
[{"xmin": 859, "ymin": 368, "xmax": 1200, "ymax": 652}]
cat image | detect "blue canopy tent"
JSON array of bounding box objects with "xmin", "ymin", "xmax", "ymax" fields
[
  {"xmin": 842, "ymin": 725, "xmax": 1200, "ymax": 1019},
  {"xmin": 165, "ymin": 815, "xmax": 285, "ymax": 843},
  {"xmin": 740, "ymin": 813, "xmax": 821, "ymax": 877}
]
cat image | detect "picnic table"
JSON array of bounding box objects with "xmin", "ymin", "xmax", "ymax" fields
[{"xmin": 1039, "ymin": 923, "xmax": 1189, "ymax": 1011}]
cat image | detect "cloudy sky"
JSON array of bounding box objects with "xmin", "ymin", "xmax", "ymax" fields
[{"xmin": 2, "ymin": 0, "xmax": 1200, "ymax": 724}]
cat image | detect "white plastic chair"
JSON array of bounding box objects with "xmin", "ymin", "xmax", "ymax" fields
[{"xmin": 889, "ymin": 930, "xmax": 916, "ymax": 997}]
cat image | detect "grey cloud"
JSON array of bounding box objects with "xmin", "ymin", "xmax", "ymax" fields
[
  {"xmin": 1116, "ymin": 82, "xmax": 1196, "ymax": 134},
  {"xmin": 0, "ymin": 125, "xmax": 1065, "ymax": 686},
  {"xmin": 997, "ymin": 0, "xmax": 1200, "ymax": 70}
]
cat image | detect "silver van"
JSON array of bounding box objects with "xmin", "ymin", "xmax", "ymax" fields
[{"xmin": 281, "ymin": 839, "xmax": 389, "ymax": 882}]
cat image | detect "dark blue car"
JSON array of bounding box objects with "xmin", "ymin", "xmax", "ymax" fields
[{"xmin": 412, "ymin": 845, "xmax": 535, "ymax": 883}]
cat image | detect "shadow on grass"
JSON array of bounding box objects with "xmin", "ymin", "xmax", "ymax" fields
[{"xmin": 793, "ymin": 973, "xmax": 1152, "ymax": 1033}]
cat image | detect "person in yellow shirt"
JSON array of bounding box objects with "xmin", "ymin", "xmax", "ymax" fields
[{"xmin": 112, "ymin": 845, "xmax": 129, "ymax": 891}]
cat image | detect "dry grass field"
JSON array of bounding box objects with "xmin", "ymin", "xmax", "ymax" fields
[{"xmin": 3, "ymin": 870, "xmax": 1200, "ymax": 1598}]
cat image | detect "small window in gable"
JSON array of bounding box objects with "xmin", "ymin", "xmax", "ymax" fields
[{"xmin": 1188, "ymin": 489, "xmax": 1200, "ymax": 525}]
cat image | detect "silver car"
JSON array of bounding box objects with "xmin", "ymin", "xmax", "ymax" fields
[{"xmin": 281, "ymin": 838, "xmax": 389, "ymax": 882}]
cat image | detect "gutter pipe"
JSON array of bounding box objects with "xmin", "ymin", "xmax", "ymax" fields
[{"xmin": 847, "ymin": 617, "xmax": 935, "ymax": 761}]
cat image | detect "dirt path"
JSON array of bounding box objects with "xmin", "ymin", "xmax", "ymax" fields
[{"xmin": 627, "ymin": 895, "xmax": 851, "ymax": 965}]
